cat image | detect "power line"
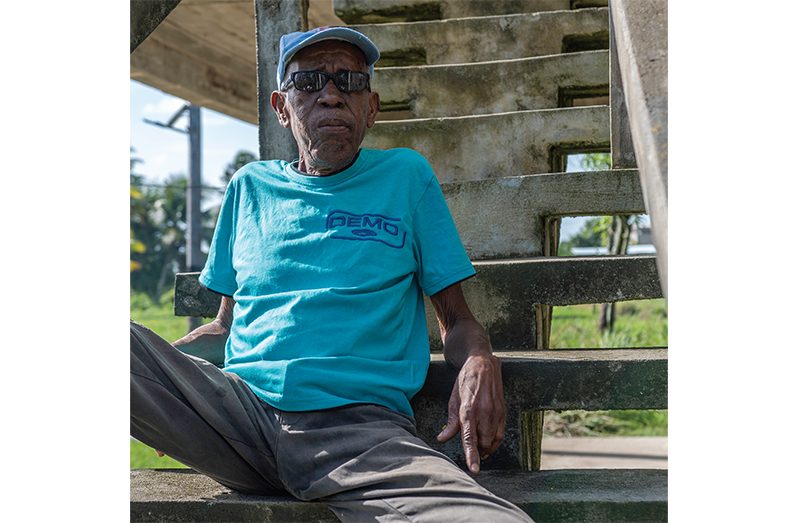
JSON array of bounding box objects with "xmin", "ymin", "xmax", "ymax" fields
[{"xmin": 131, "ymin": 180, "xmax": 227, "ymax": 192}]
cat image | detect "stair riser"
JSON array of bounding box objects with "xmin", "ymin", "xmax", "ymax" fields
[
  {"xmin": 364, "ymin": 106, "xmax": 610, "ymax": 183},
  {"xmin": 335, "ymin": 0, "xmax": 574, "ymax": 24},
  {"xmin": 375, "ymin": 51, "xmax": 608, "ymax": 118},
  {"xmin": 444, "ymin": 169, "xmax": 645, "ymax": 260},
  {"xmin": 352, "ymin": 8, "xmax": 608, "ymax": 66},
  {"xmin": 176, "ymin": 255, "xmax": 661, "ymax": 351}
]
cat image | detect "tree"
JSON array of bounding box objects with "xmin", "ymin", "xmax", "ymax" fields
[{"xmin": 221, "ymin": 150, "xmax": 256, "ymax": 185}]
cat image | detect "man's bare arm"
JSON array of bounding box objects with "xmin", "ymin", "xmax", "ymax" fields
[
  {"xmin": 429, "ymin": 283, "xmax": 505, "ymax": 474},
  {"xmin": 172, "ymin": 295, "xmax": 235, "ymax": 366}
]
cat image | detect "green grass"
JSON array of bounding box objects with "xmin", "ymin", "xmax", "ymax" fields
[
  {"xmin": 131, "ymin": 438, "xmax": 187, "ymax": 469},
  {"xmin": 549, "ymin": 299, "xmax": 668, "ymax": 349},
  {"xmin": 131, "ymin": 289, "xmax": 212, "ymax": 343}
]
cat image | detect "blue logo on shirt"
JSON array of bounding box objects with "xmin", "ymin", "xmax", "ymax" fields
[{"xmin": 326, "ymin": 210, "xmax": 406, "ymax": 249}]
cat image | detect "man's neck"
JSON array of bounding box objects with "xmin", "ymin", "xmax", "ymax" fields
[{"xmin": 296, "ymin": 150, "xmax": 360, "ymax": 177}]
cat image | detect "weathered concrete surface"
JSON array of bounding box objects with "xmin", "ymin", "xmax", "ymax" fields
[
  {"xmin": 364, "ymin": 106, "xmax": 610, "ymax": 183},
  {"xmin": 255, "ymin": 0, "xmax": 306, "ymax": 161},
  {"xmin": 130, "ymin": 0, "xmax": 182, "ymax": 53},
  {"xmin": 610, "ymin": 0, "xmax": 667, "ymax": 297},
  {"xmin": 414, "ymin": 349, "xmax": 666, "ymax": 468},
  {"xmin": 610, "ymin": 13, "xmax": 637, "ymax": 168},
  {"xmin": 424, "ymin": 255, "xmax": 661, "ymax": 349},
  {"xmin": 353, "ymin": 8, "xmax": 608, "ymax": 66},
  {"xmin": 335, "ymin": 0, "xmax": 572, "ymax": 24},
  {"xmin": 374, "ymin": 51, "xmax": 607, "ymax": 118},
  {"xmin": 541, "ymin": 437, "xmax": 667, "ymax": 470},
  {"xmin": 443, "ymin": 169, "xmax": 645, "ymax": 260},
  {"xmin": 132, "ymin": 462, "xmax": 665, "ymax": 522},
  {"xmin": 176, "ymin": 255, "xmax": 660, "ymax": 349}
]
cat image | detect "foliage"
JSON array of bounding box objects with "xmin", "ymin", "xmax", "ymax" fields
[
  {"xmin": 544, "ymin": 409, "xmax": 667, "ymax": 437},
  {"xmin": 222, "ymin": 150, "xmax": 257, "ymax": 185},
  {"xmin": 579, "ymin": 151, "xmax": 611, "ymax": 171},
  {"xmin": 130, "ymin": 170, "xmax": 217, "ymax": 304}
]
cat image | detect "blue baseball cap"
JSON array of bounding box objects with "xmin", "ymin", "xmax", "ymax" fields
[{"xmin": 277, "ymin": 27, "xmax": 380, "ymax": 88}]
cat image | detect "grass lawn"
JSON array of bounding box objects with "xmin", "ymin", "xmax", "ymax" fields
[{"xmin": 130, "ymin": 293, "xmax": 667, "ymax": 468}]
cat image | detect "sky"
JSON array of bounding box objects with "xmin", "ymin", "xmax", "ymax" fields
[{"xmin": 130, "ymin": 79, "xmax": 259, "ymax": 209}]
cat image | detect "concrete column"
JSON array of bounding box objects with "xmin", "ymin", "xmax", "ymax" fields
[{"xmin": 254, "ymin": 0, "xmax": 308, "ymax": 162}]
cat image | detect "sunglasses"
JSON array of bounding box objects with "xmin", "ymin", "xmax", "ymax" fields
[{"xmin": 282, "ymin": 70, "xmax": 371, "ymax": 93}]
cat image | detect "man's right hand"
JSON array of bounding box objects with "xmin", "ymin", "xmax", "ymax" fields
[{"xmin": 172, "ymin": 318, "xmax": 229, "ymax": 365}]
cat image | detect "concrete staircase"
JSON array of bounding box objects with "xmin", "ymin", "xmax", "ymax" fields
[{"xmin": 132, "ymin": 1, "xmax": 667, "ymax": 521}]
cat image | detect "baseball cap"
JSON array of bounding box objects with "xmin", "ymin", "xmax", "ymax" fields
[{"xmin": 277, "ymin": 27, "xmax": 380, "ymax": 87}]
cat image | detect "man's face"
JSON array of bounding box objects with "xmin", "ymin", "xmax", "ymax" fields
[{"xmin": 271, "ymin": 40, "xmax": 380, "ymax": 174}]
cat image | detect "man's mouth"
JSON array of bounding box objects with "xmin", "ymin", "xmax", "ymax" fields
[{"xmin": 318, "ymin": 118, "xmax": 350, "ymax": 132}]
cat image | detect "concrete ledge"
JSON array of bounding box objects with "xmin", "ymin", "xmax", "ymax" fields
[
  {"xmin": 131, "ymin": 468, "xmax": 666, "ymax": 522},
  {"xmin": 353, "ymin": 8, "xmax": 608, "ymax": 66},
  {"xmin": 416, "ymin": 349, "xmax": 666, "ymax": 467},
  {"xmin": 374, "ymin": 50, "xmax": 608, "ymax": 118},
  {"xmin": 364, "ymin": 106, "xmax": 610, "ymax": 183},
  {"xmin": 175, "ymin": 255, "xmax": 661, "ymax": 349}
]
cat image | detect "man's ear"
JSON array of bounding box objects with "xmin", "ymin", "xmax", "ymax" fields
[
  {"xmin": 366, "ymin": 91, "xmax": 380, "ymax": 128},
  {"xmin": 271, "ymin": 91, "xmax": 291, "ymax": 128}
]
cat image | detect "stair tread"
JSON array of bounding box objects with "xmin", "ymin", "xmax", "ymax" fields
[{"xmin": 131, "ymin": 468, "xmax": 666, "ymax": 522}]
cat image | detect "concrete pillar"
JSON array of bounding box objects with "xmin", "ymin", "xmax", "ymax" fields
[{"xmin": 254, "ymin": 0, "xmax": 308, "ymax": 162}]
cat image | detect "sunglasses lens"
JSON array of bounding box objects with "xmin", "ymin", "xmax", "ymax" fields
[
  {"xmin": 292, "ymin": 72, "xmax": 321, "ymax": 92},
  {"xmin": 337, "ymin": 71, "xmax": 369, "ymax": 93},
  {"xmin": 289, "ymin": 71, "xmax": 369, "ymax": 93}
]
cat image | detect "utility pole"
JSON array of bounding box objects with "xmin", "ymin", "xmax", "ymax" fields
[{"xmin": 144, "ymin": 103, "xmax": 203, "ymax": 332}]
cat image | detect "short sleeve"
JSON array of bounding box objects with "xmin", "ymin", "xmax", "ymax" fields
[
  {"xmin": 199, "ymin": 178, "xmax": 238, "ymax": 296},
  {"xmin": 412, "ymin": 172, "xmax": 476, "ymax": 296}
]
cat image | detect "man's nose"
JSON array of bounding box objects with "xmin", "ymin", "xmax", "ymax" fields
[{"xmin": 316, "ymin": 79, "xmax": 345, "ymax": 108}]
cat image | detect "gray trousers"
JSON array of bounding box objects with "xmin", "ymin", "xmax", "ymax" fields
[{"xmin": 130, "ymin": 321, "xmax": 533, "ymax": 522}]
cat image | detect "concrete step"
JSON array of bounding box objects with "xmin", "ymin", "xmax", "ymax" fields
[
  {"xmin": 353, "ymin": 8, "xmax": 609, "ymax": 66},
  {"xmin": 176, "ymin": 255, "xmax": 662, "ymax": 350},
  {"xmin": 374, "ymin": 50, "xmax": 608, "ymax": 119},
  {"xmin": 132, "ymin": 467, "xmax": 665, "ymax": 522},
  {"xmin": 417, "ymin": 349, "xmax": 666, "ymax": 467},
  {"xmin": 442, "ymin": 169, "xmax": 646, "ymax": 260},
  {"xmin": 130, "ymin": 469, "xmax": 668, "ymax": 523},
  {"xmin": 363, "ymin": 105, "xmax": 610, "ymax": 183},
  {"xmin": 425, "ymin": 255, "xmax": 663, "ymax": 349},
  {"xmin": 334, "ymin": 0, "xmax": 578, "ymax": 24}
]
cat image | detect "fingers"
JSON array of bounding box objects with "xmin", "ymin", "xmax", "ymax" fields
[
  {"xmin": 436, "ymin": 413, "xmax": 460, "ymax": 443},
  {"xmin": 460, "ymin": 416, "xmax": 480, "ymax": 474},
  {"xmin": 155, "ymin": 450, "xmax": 165, "ymax": 457}
]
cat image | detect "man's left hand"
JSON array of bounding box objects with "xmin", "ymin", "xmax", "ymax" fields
[{"xmin": 436, "ymin": 351, "xmax": 505, "ymax": 474}]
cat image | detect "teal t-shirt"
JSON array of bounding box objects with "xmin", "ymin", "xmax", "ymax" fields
[{"xmin": 199, "ymin": 147, "xmax": 475, "ymax": 417}]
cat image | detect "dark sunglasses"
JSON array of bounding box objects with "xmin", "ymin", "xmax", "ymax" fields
[{"xmin": 281, "ymin": 70, "xmax": 371, "ymax": 93}]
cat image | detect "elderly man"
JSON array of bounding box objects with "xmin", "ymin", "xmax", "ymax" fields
[{"xmin": 131, "ymin": 27, "xmax": 532, "ymax": 522}]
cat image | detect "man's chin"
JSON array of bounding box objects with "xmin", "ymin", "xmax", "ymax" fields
[{"xmin": 309, "ymin": 145, "xmax": 358, "ymax": 172}]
